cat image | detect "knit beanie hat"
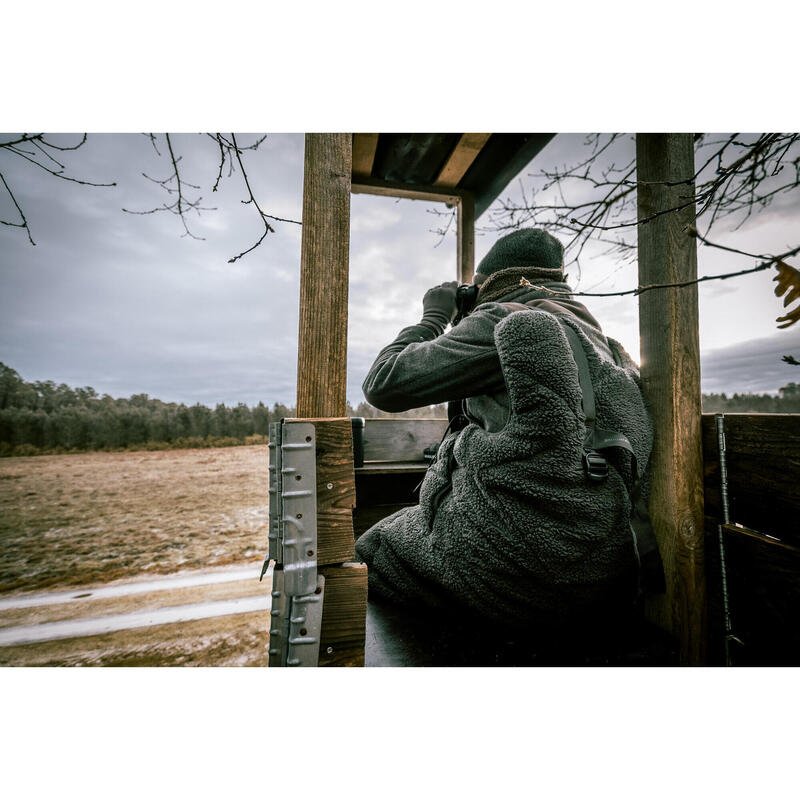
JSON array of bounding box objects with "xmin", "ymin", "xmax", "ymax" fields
[{"xmin": 476, "ymin": 229, "xmax": 564, "ymax": 278}]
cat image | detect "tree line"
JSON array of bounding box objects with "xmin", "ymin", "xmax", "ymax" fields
[
  {"xmin": 2, "ymin": 363, "xmax": 798, "ymax": 457},
  {"xmin": 0, "ymin": 363, "xmax": 447, "ymax": 457}
]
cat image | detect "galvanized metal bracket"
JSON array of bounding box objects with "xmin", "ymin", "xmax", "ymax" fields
[
  {"xmin": 267, "ymin": 421, "xmax": 283, "ymax": 564},
  {"xmin": 279, "ymin": 421, "xmax": 318, "ymax": 597},
  {"xmin": 287, "ymin": 575, "xmax": 325, "ymax": 667},
  {"xmin": 268, "ymin": 566, "xmax": 290, "ymax": 666},
  {"xmin": 267, "ymin": 420, "xmax": 324, "ymax": 667},
  {"xmin": 268, "ymin": 568, "xmax": 325, "ymax": 667}
]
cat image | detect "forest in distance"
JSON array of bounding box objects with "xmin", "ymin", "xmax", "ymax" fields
[
  {"xmin": 1, "ymin": 362, "xmax": 799, "ymax": 457},
  {"xmin": 0, "ymin": 362, "xmax": 447, "ymax": 457}
]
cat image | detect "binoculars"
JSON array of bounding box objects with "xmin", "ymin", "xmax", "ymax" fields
[{"xmin": 453, "ymin": 284, "xmax": 479, "ymax": 326}]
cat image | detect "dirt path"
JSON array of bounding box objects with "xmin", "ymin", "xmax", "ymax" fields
[
  {"xmin": 0, "ymin": 564, "xmax": 272, "ymax": 666},
  {"xmin": 0, "ymin": 446, "xmax": 273, "ymax": 665}
]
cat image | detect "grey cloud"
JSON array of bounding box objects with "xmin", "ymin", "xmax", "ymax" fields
[{"xmin": 701, "ymin": 329, "xmax": 800, "ymax": 394}]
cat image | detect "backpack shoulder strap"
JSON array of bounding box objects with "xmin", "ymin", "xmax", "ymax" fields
[{"xmin": 561, "ymin": 322, "xmax": 665, "ymax": 595}]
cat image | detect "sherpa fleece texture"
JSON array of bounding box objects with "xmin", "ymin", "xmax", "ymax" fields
[{"xmin": 355, "ymin": 307, "xmax": 653, "ymax": 625}]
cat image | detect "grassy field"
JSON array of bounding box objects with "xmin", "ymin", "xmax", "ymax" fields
[{"xmin": 0, "ymin": 446, "xmax": 270, "ymax": 594}]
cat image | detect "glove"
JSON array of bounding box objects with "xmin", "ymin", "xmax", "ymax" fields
[{"xmin": 421, "ymin": 281, "xmax": 458, "ymax": 332}]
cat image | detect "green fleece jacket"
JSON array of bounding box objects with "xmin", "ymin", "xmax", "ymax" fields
[
  {"xmin": 356, "ymin": 272, "xmax": 654, "ymax": 624},
  {"xmin": 363, "ymin": 278, "xmax": 612, "ymax": 432}
]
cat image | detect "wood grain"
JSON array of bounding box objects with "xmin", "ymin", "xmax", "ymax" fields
[
  {"xmin": 361, "ymin": 418, "xmax": 449, "ymax": 462},
  {"xmin": 351, "ymin": 177, "xmax": 465, "ymax": 205},
  {"xmin": 318, "ymin": 563, "xmax": 367, "ymax": 667},
  {"xmin": 284, "ymin": 418, "xmax": 356, "ymax": 565},
  {"xmin": 296, "ymin": 134, "xmax": 352, "ymax": 418},
  {"xmin": 636, "ymin": 133, "xmax": 706, "ymax": 665},
  {"xmin": 352, "ymin": 133, "xmax": 379, "ymax": 178},
  {"xmin": 457, "ymin": 191, "xmax": 475, "ymax": 284},
  {"xmin": 435, "ymin": 133, "xmax": 492, "ymax": 187}
]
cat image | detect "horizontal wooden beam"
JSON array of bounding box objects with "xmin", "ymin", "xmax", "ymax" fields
[
  {"xmin": 435, "ymin": 133, "xmax": 491, "ymax": 187},
  {"xmin": 352, "ymin": 133, "xmax": 379, "ymax": 178},
  {"xmin": 352, "ymin": 177, "xmax": 466, "ymax": 206}
]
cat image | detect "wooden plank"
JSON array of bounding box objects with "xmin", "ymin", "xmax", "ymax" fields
[
  {"xmin": 636, "ymin": 133, "xmax": 706, "ymax": 665},
  {"xmin": 352, "ymin": 133, "xmax": 379, "ymax": 178},
  {"xmin": 701, "ymin": 413, "xmax": 800, "ymax": 544},
  {"xmin": 457, "ymin": 191, "xmax": 475, "ymax": 284},
  {"xmin": 435, "ymin": 133, "xmax": 492, "ymax": 187},
  {"xmin": 296, "ymin": 133, "xmax": 352, "ymax": 418},
  {"xmin": 284, "ymin": 418, "xmax": 356, "ymax": 566},
  {"xmin": 362, "ymin": 418, "xmax": 448, "ymax": 462},
  {"xmin": 356, "ymin": 461, "xmax": 428, "ymax": 475},
  {"xmin": 318, "ymin": 563, "xmax": 367, "ymax": 667},
  {"xmin": 352, "ymin": 177, "xmax": 465, "ymax": 206}
]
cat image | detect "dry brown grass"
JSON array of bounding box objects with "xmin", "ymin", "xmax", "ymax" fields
[{"xmin": 0, "ymin": 446, "xmax": 269, "ymax": 593}]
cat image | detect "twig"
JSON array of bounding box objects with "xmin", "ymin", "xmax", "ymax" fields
[
  {"xmin": 227, "ymin": 132, "xmax": 301, "ymax": 264},
  {"xmin": 0, "ymin": 171, "xmax": 35, "ymax": 244}
]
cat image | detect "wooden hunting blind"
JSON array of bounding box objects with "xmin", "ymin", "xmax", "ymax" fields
[{"xmin": 267, "ymin": 133, "xmax": 800, "ymax": 668}]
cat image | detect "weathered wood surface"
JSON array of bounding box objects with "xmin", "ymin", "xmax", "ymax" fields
[
  {"xmin": 296, "ymin": 133, "xmax": 352, "ymax": 418},
  {"xmin": 352, "ymin": 133, "xmax": 379, "ymax": 178},
  {"xmin": 702, "ymin": 413, "xmax": 800, "ymax": 545},
  {"xmin": 284, "ymin": 418, "xmax": 356, "ymax": 565},
  {"xmin": 356, "ymin": 461, "xmax": 428, "ymax": 475},
  {"xmin": 637, "ymin": 133, "xmax": 706, "ymax": 665},
  {"xmin": 362, "ymin": 418, "xmax": 448, "ymax": 462},
  {"xmin": 351, "ymin": 177, "xmax": 465, "ymax": 205},
  {"xmin": 457, "ymin": 191, "xmax": 475, "ymax": 285},
  {"xmin": 318, "ymin": 563, "xmax": 367, "ymax": 667},
  {"xmin": 435, "ymin": 133, "xmax": 492, "ymax": 187}
]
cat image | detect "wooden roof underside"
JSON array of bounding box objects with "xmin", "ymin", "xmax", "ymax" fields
[{"xmin": 352, "ymin": 133, "xmax": 555, "ymax": 218}]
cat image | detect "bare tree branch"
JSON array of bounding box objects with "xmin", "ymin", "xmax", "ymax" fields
[
  {"xmin": 0, "ymin": 134, "xmax": 115, "ymax": 245},
  {"xmin": 227, "ymin": 132, "xmax": 301, "ymax": 264},
  {"xmin": 481, "ymin": 133, "xmax": 800, "ymax": 283},
  {"xmin": 122, "ymin": 133, "xmax": 214, "ymax": 241},
  {"xmin": 0, "ymin": 171, "xmax": 35, "ymax": 244}
]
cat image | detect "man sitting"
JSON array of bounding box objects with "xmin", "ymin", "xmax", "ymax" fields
[{"xmin": 355, "ymin": 229, "xmax": 657, "ymax": 632}]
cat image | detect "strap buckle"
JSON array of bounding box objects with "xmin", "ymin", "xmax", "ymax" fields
[{"xmin": 583, "ymin": 449, "xmax": 609, "ymax": 482}]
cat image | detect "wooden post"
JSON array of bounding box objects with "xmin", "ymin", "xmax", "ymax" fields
[
  {"xmin": 636, "ymin": 133, "xmax": 706, "ymax": 665},
  {"xmin": 457, "ymin": 192, "xmax": 475, "ymax": 284},
  {"xmin": 296, "ymin": 134, "xmax": 353, "ymax": 417}
]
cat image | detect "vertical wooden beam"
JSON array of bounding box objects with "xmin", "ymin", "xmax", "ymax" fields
[
  {"xmin": 297, "ymin": 134, "xmax": 353, "ymax": 418},
  {"xmin": 636, "ymin": 133, "xmax": 706, "ymax": 665},
  {"xmin": 457, "ymin": 192, "xmax": 475, "ymax": 284}
]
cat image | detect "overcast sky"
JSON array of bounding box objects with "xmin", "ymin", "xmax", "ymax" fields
[{"xmin": 1, "ymin": 132, "xmax": 798, "ymax": 408}]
